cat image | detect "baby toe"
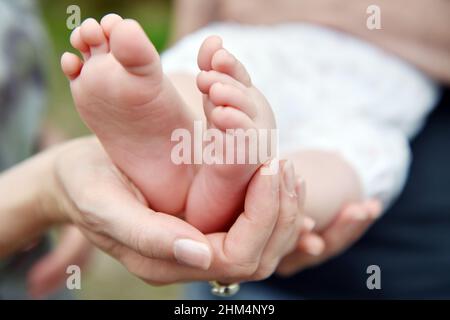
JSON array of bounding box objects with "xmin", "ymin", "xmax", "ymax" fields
[
  {"xmin": 61, "ymin": 52, "xmax": 83, "ymax": 80},
  {"xmin": 210, "ymin": 106, "xmax": 254, "ymax": 131},
  {"xmin": 70, "ymin": 27, "xmax": 90, "ymax": 60},
  {"xmin": 109, "ymin": 19, "xmax": 160, "ymax": 76},
  {"xmin": 197, "ymin": 70, "xmax": 245, "ymax": 94},
  {"xmin": 100, "ymin": 13, "xmax": 123, "ymax": 38},
  {"xmin": 80, "ymin": 18, "xmax": 109, "ymax": 55},
  {"xmin": 211, "ymin": 48, "xmax": 252, "ymax": 87},
  {"xmin": 197, "ymin": 35, "xmax": 223, "ymax": 71},
  {"xmin": 209, "ymin": 82, "xmax": 256, "ymax": 118}
]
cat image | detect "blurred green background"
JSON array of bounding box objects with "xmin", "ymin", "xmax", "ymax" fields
[
  {"xmin": 40, "ymin": 0, "xmax": 172, "ymax": 137},
  {"xmin": 38, "ymin": 0, "xmax": 183, "ymax": 299}
]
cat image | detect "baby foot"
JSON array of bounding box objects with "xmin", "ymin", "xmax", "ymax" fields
[
  {"xmin": 61, "ymin": 15, "xmax": 194, "ymax": 214},
  {"xmin": 185, "ymin": 36, "xmax": 277, "ymax": 233}
]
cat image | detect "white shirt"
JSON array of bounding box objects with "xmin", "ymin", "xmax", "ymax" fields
[{"xmin": 162, "ymin": 22, "xmax": 439, "ymax": 208}]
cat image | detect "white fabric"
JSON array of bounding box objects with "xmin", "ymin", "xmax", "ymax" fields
[{"xmin": 161, "ymin": 22, "xmax": 439, "ymax": 207}]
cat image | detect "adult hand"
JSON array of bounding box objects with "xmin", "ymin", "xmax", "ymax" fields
[
  {"xmin": 45, "ymin": 137, "xmax": 305, "ymax": 284},
  {"xmin": 277, "ymin": 199, "xmax": 382, "ymax": 276},
  {"xmin": 47, "ymin": 137, "xmax": 212, "ymax": 271}
]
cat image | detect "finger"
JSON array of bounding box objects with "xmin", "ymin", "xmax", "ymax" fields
[
  {"xmin": 277, "ymin": 233, "xmax": 327, "ymax": 276},
  {"xmin": 321, "ymin": 202, "xmax": 377, "ymax": 254},
  {"xmin": 111, "ymin": 163, "xmax": 281, "ymax": 285},
  {"xmin": 58, "ymin": 149, "xmax": 213, "ymax": 270},
  {"xmin": 278, "ymin": 200, "xmax": 380, "ymax": 277},
  {"xmin": 276, "ymin": 250, "xmax": 316, "ymax": 276},
  {"xmin": 301, "ymin": 216, "xmax": 316, "ymax": 233},
  {"xmin": 219, "ymin": 159, "xmax": 280, "ymax": 267},
  {"xmin": 258, "ymin": 162, "xmax": 304, "ymax": 277},
  {"xmin": 104, "ymin": 195, "xmax": 213, "ymax": 270},
  {"xmin": 112, "ymin": 169, "xmax": 302, "ymax": 286},
  {"xmin": 27, "ymin": 226, "xmax": 92, "ymax": 299},
  {"xmin": 364, "ymin": 199, "xmax": 383, "ymax": 219},
  {"xmin": 297, "ymin": 232, "xmax": 326, "ymax": 256},
  {"xmin": 120, "ymin": 201, "xmax": 379, "ymax": 283}
]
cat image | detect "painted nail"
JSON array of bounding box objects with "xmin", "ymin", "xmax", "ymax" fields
[
  {"xmin": 173, "ymin": 239, "xmax": 212, "ymax": 270},
  {"xmin": 283, "ymin": 160, "xmax": 296, "ymax": 195}
]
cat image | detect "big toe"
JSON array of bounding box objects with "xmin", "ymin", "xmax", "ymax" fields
[{"xmin": 109, "ymin": 19, "xmax": 160, "ymax": 76}]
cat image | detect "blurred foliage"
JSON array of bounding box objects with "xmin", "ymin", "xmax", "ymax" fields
[
  {"xmin": 38, "ymin": 0, "xmax": 180, "ymax": 299},
  {"xmin": 38, "ymin": 0, "xmax": 173, "ymax": 137}
]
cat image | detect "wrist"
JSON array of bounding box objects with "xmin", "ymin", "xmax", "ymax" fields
[
  {"xmin": 0, "ymin": 146, "xmax": 62, "ymax": 257},
  {"xmin": 34, "ymin": 144, "xmax": 70, "ymax": 225}
]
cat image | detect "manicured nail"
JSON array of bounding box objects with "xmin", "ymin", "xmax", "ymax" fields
[
  {"xmin": 283, "ymin": 160, "xmax": 296, "ymax": 195},
  {"xmin": 304, "ymin": 236, "xmax": 325, "ymax": 256},
  {"xmin": 173, "ymin": 239, "xmax": 212, "ymax": 270},
  {"xmin": 296, "ymin": 178, "xmax": 306, "ymax": 208}
]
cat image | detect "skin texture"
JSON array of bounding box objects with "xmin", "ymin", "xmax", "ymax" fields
[
  {"xmin": 4, "ymin": 0, "xmax": 428, "ymax": 293},
  {"xmin": 0, "ymin": 137, "xmax": 306, "ymax": 285},
  {"xmin": 63, "ymin": 15, "xmax": 276, "ymax": 233},
  {"xmin": 20, "ymin": 9, "xmax": 377, "ymax": 295}
]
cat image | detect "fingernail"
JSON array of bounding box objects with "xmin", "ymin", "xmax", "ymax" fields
[
  {"xmin": 283, "ymin": 160, "xmax": 296, "ymax": 195},
  {"xmin": 304, "ymin": 236, "xmax": 325, "ymax": 256},
  {"xmin": 173, "ymin": 239, "xmax": 212, "ymax": 270},
  {"xmin": 296, "ymin": 177, "xmax": 306, "ymax": 208},
  {"xmin": 352, "ymin": 210, "xmax": 368, "ymax": 221},
  {"xmin": 367, "ymin": 200, "xmax": 383, "ymax": 220},
  {"xmin": 269, "ymin": 159, "xmax": 280, "ymax": 194},
  {"xmin": 341, "ymin": 210, "xmax": 370, "ymax": 236},
  {"xmin": 303, "ymin": 217, "xmax": 316, "ymax": 231}
]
